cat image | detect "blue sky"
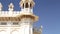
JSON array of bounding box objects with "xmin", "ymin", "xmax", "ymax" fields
[{"xmin": 0, "ymin": 0, "xmax": 60, "ymax": 34}]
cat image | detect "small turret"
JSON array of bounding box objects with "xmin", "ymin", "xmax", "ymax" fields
[
  {"xmin": 19, "ymin": 0, "xmax": 35, "ymax": 14},
  {"xmin": 0, "ymin": 3, "xmax": 3, "ymax": 11},
  {"xmin": 20, "ymin": 0, "xmax": 35, "ymax": 8},
  {"xmin": 8, "ymin": 3, "xmax": 14, "ymax": 16},
  {"xmin": 8, "ymin": 3, "xmax": 14, "ymax": 11},
  {"xmin": 40, "ymin": 25, "xmax": 43, "ymax": 34}
]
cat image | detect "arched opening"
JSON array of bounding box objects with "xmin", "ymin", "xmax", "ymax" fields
[
  {"xmin": 23, "ymin": 3, "xmax": 24, "ymax": 8},
  {"xmin": 30, "ymin": 3, "xmax": 32, "ymax": 8},
  {"xmin": 25, "ymin": 3, "xmax": 29, "ymax": 8}
]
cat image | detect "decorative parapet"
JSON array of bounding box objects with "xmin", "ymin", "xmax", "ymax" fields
[{"xmin": 0, "ymin": 11, "xmax": 20, "ymax": 17}]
